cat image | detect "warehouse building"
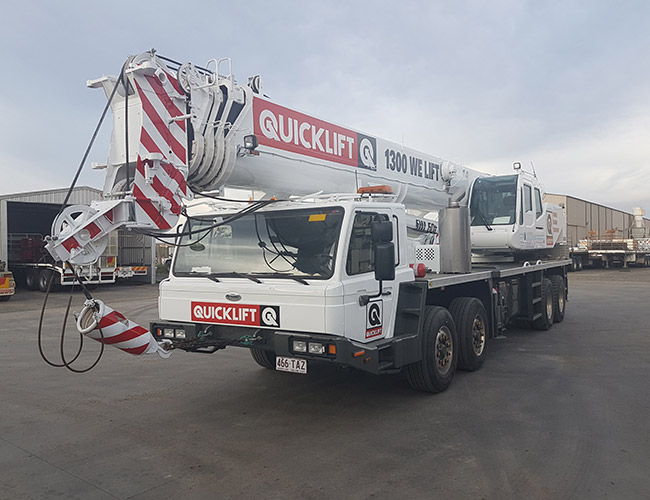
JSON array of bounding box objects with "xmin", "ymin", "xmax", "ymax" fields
[{"xmin": 0, "ymin": 187, "xmax": 158, "ymax": 287}]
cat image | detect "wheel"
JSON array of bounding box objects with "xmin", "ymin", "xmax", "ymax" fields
[
  {"xmin": 38, "ymin": 269, "xmax": 59, "ymax": 292},
  {"xmin": 25, "ymin": 269, "xmax": 38, "ymax": 290},
  {"xmin": 549, "ymin": 275, "xmax": 566, "ymax": 323},
  {"xmin": 250, "ymin": 347, "xmax": 276, "ymax": 369},
  {"xmin": 0, "ymin": 295, "xmax": 10, "ymax": 302},
  {"xmin": 406, "ymin": 306, "xmax": 458, "ymax": 393},
  {"xmin": 570, "ymin": 258, "xmax": 578, "ymax": 272},
  {"xmin": 577, "ymin": 258, "xmax": 583, "ymax": 271},
  {"xmin": 533, "ymin": 278, "xmax": 554, "ymax": 331},
  {"xmin": 449, "ymin": 297, "xmax": 488, "ymax": 371}
]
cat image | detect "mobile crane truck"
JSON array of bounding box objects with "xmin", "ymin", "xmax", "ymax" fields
[{"xmin": 44, "ymin": 50, "xmax": 569, "ymax": 392}]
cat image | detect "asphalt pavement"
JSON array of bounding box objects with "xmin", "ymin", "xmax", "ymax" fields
[{"xmin": 1, "ymin": 268, "xmax": 649, "ymax": 499}]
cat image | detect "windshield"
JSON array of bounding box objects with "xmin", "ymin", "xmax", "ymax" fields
[
  {"xmin": 173, "ymin": 206, "xmax": 345, "ymax": 279},
  {"xmin": 470, "ymin": 175, "xmax": 518, "ymax": 226}
]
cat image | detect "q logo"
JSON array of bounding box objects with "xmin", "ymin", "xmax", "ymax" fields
[
  {"xmin": 367, "ymin": 301, "xmax": 382, "ymax": 328},
  {"xmin": 357, "ymin": 134, "xmax": 377, "ymax": 170},
  {"xmin": 261, "ymin": 306, "xmax": 280, "ymax": 327}
]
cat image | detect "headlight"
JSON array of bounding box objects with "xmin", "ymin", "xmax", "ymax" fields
[
  {"xmin": 175, "ymin": 329, "xmax": 186, "ymax": 339},
  {"xmin": 308, "ymin": 342, "xmax": 325, "ymax": 355},
  {"xmin": 293, "ymin": 340, "xmax": 307, "ymax": 353},
  {"xmin": 163, "ymin": 328, "xmax": 174, "ymax": 339}
]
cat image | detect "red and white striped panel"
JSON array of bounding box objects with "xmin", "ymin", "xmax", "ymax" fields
[
  {"xmin": 133, "ymin": 157, "xmax": 187, "ymax": 230},
  {"xmin": 85, "ymin": 302, "xmax": 168, "ymax": 357},
  {"xmin": 131, "ymin": 66, "xmax": 189, "ymax": 230}
]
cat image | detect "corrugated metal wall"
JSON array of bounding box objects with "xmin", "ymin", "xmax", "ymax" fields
[
  {"xmin": 546, "ymin": 193, "xmax": 648, "ymax": 246},
  {"xmin": 118, "ymin": 229, "xmax": 153, "ymax": 283}
]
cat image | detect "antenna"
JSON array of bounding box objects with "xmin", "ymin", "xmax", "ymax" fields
[
  {"xmin": 355, "ymin": 170, "xmax": 359, "ymax": 192},
  {"xmin": 530, "ymin": 161, "xmax": 537, "ymax": 178}
]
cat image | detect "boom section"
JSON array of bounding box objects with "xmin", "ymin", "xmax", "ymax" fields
[{"xmin": 46, "ymin": 50, "xmax": 484, "ymax": 265}]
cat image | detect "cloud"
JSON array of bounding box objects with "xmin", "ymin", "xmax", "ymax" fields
[{"xmin": 1, "ymin": 0, "xmax": 649, "ymax": 215}]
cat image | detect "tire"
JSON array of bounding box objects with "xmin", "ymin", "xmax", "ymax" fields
[
  {"xmin": 550, "ymin": 275, "xmax": 566, "ymax": 323},
  {"xmin": 38, "ymin": 269, "xmax": 59, "ymax": 293},
  {"xmin": 570, "ymin": 258, "xmax": 578, "ymax": 272},
  {"xmin": 533, "ymin": 278, "xmax": 554, "ymax": 331},
  {"xmin": 406, "ymin": 306, "xmax": 458, "ymax": 393},
  {"xmin": 25, "ymin": 269, "xmax": 38, "ymax": 290},
  {"xmin": 577, "ymin": 258, "xmax": 583, "ymax": 271},
  {"xmin": 250, "ymin": 347, "xmax": 276, "ymax": 369},
  {"xmin": 0, "ymin": 295, "xmax": 11, "ymax": 302},
  {"xmin": 449, "ymin": 297, "xmax": 488, "ymax": 372}
]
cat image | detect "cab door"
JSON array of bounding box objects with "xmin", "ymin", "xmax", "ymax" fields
[
  {"xmin": 519, "ymin": 182, "xmax": 535, "ymax": 249},
  {"xmin": 532, "ymin": 187, "xmax": 547, "ymax": 248},
  {"xmin": 341, "ymin": 211, "xmax": 396, "ymax": 343}
]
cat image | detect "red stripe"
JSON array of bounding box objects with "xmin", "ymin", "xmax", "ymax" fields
[
  {"xmin": 122, "ymin": 344, "xmax": 149, "ymax": 355},
  {"xmin": 98, "ymin": 310, "xmax": 127, "ymax": 329},
  {"xmin": 161, "ymin": 162, "xmax": 187, "ymax": 194},
  {"xmin": 144, "ymin": 74, "xmax": 186, "ymax": 132},
  {"xmin": 101, "ymin": 326, "xmax": 148, "ymax": 345},
  {"xmin": 133, "ymin": 185, "xmax": 172, "ymax": 230},
  {"xmin": 140, "ymin": 129, "xmax": 163, "ymax": 156},
  {"xmin": 134, "ymin": 80, "xmax": 186, "ymax": 162},
  {"xmin": 160, "ymin": 68, "xmax": 185, "ymax": 97},
  {"xmin": 136, "ymin": 156, "xmax": 146, "ymax": 177},
  {"xmin": 105, "ymin": 209, "xmax": 114, "ymax": 223},
  {"xmin": 151, "ymin": 175, "xmax": 182, "ymax": 215},
  {"xmin": 62, "ymin": 237, "xmax": 80, "ymax": 252},
  {"xmin": 84, "ymin": 222, "xmax": 101, "ymax": 239}
]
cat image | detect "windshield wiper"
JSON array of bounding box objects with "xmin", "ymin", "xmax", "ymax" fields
[
  {"xmin": 209, "ymin": 272, "xmax": 263, "ymax": 284},
  {"xmin": 473, "ymin": 207, "xmax": 493, "ymax": 231},
  {"xmin": 251, "ymin": 272, "xmax": 310, "ymax": 285}
]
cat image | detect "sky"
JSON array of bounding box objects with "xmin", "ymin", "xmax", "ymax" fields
[{"xmin": 1, "ymin": 0, "xmax": 649, "ymax": 213}]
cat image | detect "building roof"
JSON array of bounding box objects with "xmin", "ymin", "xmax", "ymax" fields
[{"xmin": 0, "ymin": 186, "xmax": 102, "ymax": 205}]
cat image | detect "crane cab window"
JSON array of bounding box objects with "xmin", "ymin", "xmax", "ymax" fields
[
  {"xmin": 534, "ymin": 188, "xmax": 543, "ymax": 218},
  {"xmin": 346, "ymin": 212, "xmax": 389, "ymax": 275},
  {"xmin": 524, "ymin": 184, "xmax": 532, "ymax": 212},
  {"xmin": 469, "ymin": 175, "xmax": 518, "ymax": 226}
]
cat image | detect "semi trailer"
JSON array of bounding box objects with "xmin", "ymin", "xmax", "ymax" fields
[{"xmin": 545, "ymin": 194, "xmax": 650, "ymax": 270}]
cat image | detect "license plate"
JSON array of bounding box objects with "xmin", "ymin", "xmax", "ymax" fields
[{"xmin": 275, "ymin": 356, "xmax": 307, "ymax": 374}]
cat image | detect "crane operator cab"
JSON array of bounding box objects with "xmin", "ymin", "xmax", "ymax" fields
[{"xmin": 468, "ymin": 163, "xmax": 565, "ymax": 257}]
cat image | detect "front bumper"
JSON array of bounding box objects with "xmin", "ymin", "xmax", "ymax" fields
[{"xmin": 150, "ymin": 321, "xmax": 421, "ymax": 375}]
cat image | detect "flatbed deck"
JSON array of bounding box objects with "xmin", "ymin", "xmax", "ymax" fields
[{"xmin": 421, "ymin": 259, "xmax": 572, "ymax": 289}]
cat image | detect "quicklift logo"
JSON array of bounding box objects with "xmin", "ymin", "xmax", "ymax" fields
[
  {"xmin": 191, "ymin": 302, "xmax": 280, "ymax": 327},
  {"xmin": 253, "ymin": 97, "xmax": 377, "ymax": 170},
  {"xmin": 365, "ymin": 300, "xmax": 383, "ymax": 339}
]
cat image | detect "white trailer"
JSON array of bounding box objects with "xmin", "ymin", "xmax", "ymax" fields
[{"xmin": 545, "ymin": 194, "xmax": 650, "ymax": 270}]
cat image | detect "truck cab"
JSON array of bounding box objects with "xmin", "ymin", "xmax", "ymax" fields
[
  {"xmin": 157, "ymin": 195, "xmax": 413, "ymax": 350},
  {"xmin": 0, "ymin": 261, "xmax": 15, "ymax": 301}
]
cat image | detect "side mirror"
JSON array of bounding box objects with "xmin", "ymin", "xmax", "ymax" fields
[
  {"xmin": 374, "ymin": 242, "xmax": 395, "ymax": 281},
  {"xmin": 371, "ymin": 220, "xmax": 393, "ymax": 243}
]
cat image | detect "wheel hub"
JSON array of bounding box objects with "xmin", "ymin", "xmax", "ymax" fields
[
  {"xmin": 435, "ymin": 326, "xmax": 453, "ymax": 375},
  {"xmin": 546, "ymin": 293, "xmax": 553, "ymax": 320},
  {"xmin": 472, "ymin": 316, "xmax": 486, "ymax": 356}
]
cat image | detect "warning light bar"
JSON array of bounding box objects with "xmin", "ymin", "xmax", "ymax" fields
[{"xmin": 358, "ymin": 185, "xmax": 394, "ymax": 195}]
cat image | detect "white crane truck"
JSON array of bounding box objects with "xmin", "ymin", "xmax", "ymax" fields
[{"xmin": 45, "ymin": 51, "xmax": 569, "ymax": 392}]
